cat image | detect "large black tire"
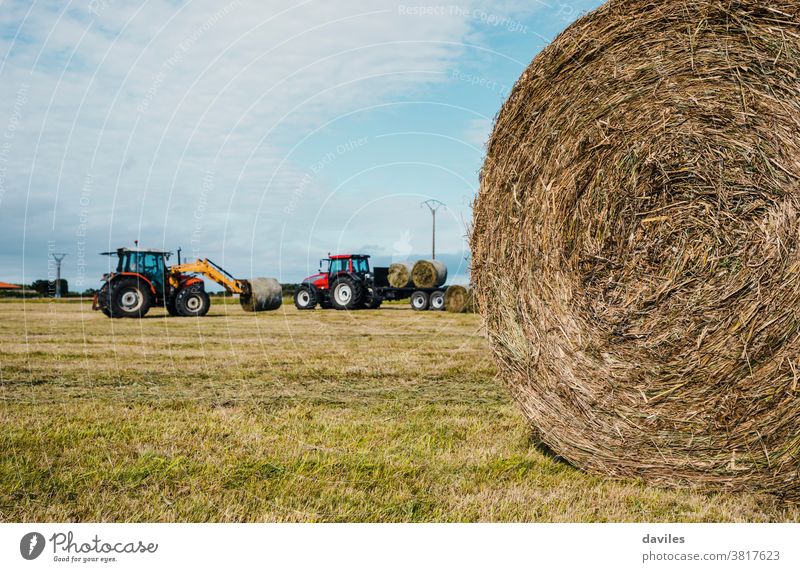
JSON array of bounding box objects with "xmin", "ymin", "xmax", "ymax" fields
[
  {"xmin": 294, "ymin": 285, "xmax": 317, "ymax": 310},
  {"xmin": 109, "ymin": 276, "xmax": 153, "ymax": 318},
  {"xmin": 429, "ymin": 290, "xmax": 446, "ymax": 311},
  {"xmin": 330, "ymin": 276, "xmax": 364, "ymax": 310},
  {"xmin": 363, "ymin": 287, "xmax": 382, "ymax": 309},
  {"xmin": 165, "ymin": 295, "xmax": 180, "ymax": 317},
  {"xmin": 411, "ymin": 290, "xmax": 429, "ymax": 311},
  {"xmin": 175, "ymin": 284, "xmax": 210, "ymax": 317}
]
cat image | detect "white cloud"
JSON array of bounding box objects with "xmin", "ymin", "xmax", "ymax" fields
[{"xmin": 0, "ymin": 0, "xmax": 544, "ymax": 283}]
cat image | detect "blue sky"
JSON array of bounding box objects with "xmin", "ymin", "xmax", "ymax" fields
[{"xmin": 0, "ymin": 0, "xmax": 603, "ymax": 289}]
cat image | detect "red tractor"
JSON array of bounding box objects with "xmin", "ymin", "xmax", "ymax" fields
[{"xmin": 294, "ymin": 254, "xmax": 382, "ymax": 310}]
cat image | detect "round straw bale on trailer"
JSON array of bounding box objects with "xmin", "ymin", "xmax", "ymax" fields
[
  {"xmin": 411, "ymin": 259, "xmax": 447, "ymax": 289},
  {"xmin": 240, "ymin": 278, "xmax": 282, "ymax": 312},
  {"xmin": 444, "ymin": 285, "xmax": 472, "ymax": 313},
  {"xmin": 471, "ymin": 0, "xmax": 800, "ymax": 498},
  {"xmin": 388, "ymin": 262, "xmax": 414, "ymax": 289}
]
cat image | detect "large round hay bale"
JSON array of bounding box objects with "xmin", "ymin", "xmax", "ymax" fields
[
  {"xmin": 411, "ymin": 259, "xmax": 447, "ymax": 289},
  {"xmin": 471, "ymin": 0, "xmax": 800, "ymax": 498},
  {"xmin": 444, "ymin": 285, "xmax": 472, "ymax": 314},
  {"xmin": 388, "ymin": 262, "xmax": 414, "ymax": 288},
  {"xmin": 239, "ymin": 278, "xmax": 282, "ymax": 312}
]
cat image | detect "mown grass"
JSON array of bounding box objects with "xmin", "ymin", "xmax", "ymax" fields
[{"xmin": 0, "ymin": 298, "xmax": 797, "ymax": 522}]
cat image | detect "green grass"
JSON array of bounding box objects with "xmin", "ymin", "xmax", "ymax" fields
[{"xmin": 0, "ymin": 299, "xmax": 797, "ymax": 522}]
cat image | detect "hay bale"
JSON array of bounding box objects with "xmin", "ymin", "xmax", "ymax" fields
[
  {"xmin": 411, "ymin": 259, "xmax": 447, "ymax": 289},
  {"xmin": 471, "ymin": 0, "xmax": 800, "ymax": 498},
  {"xmin": 444, "ymin": 285, "xmax": 472, "ymax": 313},
  {"xmin": 388, "ymin": 262, "xmax": 414, "ymax": 289},
  {"xmin": 239, "ymin": 278, "xmax": 282, "ymax": 312}
]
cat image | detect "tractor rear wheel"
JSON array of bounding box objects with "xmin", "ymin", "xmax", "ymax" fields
[
  {"xmin": 330, "ymin": 276, "xmax": 363, "ymax": 310},
  {"xmin": 109, "ymin": 277, "xmax": 153, "ymax": 318},
  {"xmin": 175, "ymin": 284, "xmax": 210, "ymax": 317},
  {"xmin": 411, "ymin": 290, "xmax": 429, "ymax": 311},
  {"xmin": 429, "ymin": 290, "xmax": 445, "ymax": 311},
  {"xmin": 294, "ymin": 286, "xmax": 317, "ymax": 310}
]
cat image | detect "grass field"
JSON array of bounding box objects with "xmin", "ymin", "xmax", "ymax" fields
[{"xmin": 1, "ymin": 298, "xmax": 797, "ymax": 522}]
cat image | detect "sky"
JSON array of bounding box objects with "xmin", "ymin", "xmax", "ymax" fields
[{"xmin": 0, "ymin": 0, "xmax": 604, "ymax": 290}]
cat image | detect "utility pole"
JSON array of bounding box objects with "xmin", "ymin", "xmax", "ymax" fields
[
  {"xmin": 51, "ymin": 253, "xmax": 68, "ymax": 298},
  {"xmin": 421, "ymin": 199, "xmax": 446, "ymax": 260}
]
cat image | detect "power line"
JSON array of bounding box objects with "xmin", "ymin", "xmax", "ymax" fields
[
  {"xmin": 421, "ymin": 199, "xmax": 446, "ymax": 260},
  {"xmin": 50, "ymin": 253, "xmax": 68, "ymax": 298}
]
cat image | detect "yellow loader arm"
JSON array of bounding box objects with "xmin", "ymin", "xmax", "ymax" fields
[{"xmin": 169, "ymin": 259, "xmax": 249, "ymax": 294}]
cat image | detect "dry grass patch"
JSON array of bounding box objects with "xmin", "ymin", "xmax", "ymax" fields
[{"xmin": 0, "ymin": 299, "xmax": 797, "ymax": 522}]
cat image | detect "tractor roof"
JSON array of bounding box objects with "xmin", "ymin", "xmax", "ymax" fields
[
  {"xmin": 100, "ymin": 248, "xmax": 172, "ymax": 256},
  {"xmin": 329, "ymin": 254, "xmax": 369, "ymax": 260}
]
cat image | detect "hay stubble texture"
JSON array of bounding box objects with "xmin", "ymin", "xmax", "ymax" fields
[{"xmin": 471, "ymin": 0, "xmax": 800, "ymax": 498}]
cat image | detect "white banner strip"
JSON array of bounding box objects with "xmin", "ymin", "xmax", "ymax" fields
[{"xmin": 1, "ymin": 523, "xmax": 798, "ymax": 571}]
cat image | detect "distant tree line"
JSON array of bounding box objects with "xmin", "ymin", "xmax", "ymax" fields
[{"xmin": 0, "ymin": 279, "xmax": 100, "ymax": 298}]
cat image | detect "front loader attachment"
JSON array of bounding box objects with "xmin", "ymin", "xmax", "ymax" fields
[{"xmin": 170, "ymin": 258, "xmax": 282, "ymax": 313}]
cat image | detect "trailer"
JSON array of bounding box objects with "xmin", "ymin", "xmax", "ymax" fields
[
  {"xmin": 370, "ymin": 265, "xmax": 446, "ymax": 310},
  {"xmin": 293, "ymin": 254, "xmax": 448, "ymax": 311}
]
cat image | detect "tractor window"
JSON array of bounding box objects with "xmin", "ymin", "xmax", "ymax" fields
[
  {"xmin": 123, "ymin": 253, "xmax": 137, "ymax": 272},
  {"xmin": 329, "ymin": 259, "xmax": 347, "ymax": 274},
  {"xmin": 352, "ymin": 258, "xmax": 369, "ymax": 273},
  {"xmin": 125, "ymin": 253, "xmax": 144, "ymax": 273},
  {"xmin": 122, "ymin": 253, "xmax": 165, "ymax": 279},
  {"xmin": 141, "ymin": 253, "xmax": 165, "ymax": 277}
]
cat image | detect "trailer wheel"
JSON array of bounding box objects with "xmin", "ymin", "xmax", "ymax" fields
[
  {"xmin": 176, "ymin": 284, "xmax": 210, "ymax": 317},
  {"xmin": 411, "ymin": 290, "xmax": 429, "ymax": 311},
  {"xmin": 294, "ymin": 286, "xmax": 317, "ymax": 310},
  {"xmin": 430, "ymin": 290, "xmax": 446, "ymax": 311},
  {"xmin": 109, "ymin": 276, "xmax": 153, "ymax": 318}
]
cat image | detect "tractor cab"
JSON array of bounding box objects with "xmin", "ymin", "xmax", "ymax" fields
[
  {"xmin": 101, "ymin": 248, "xmax": 171, "ymax": 298},
  {"xmin": 303, "ymin": 254, "xmax": 371, "ymax": 290},
  {"xmin": 329, "ymin": 254, "xmax": 370, "ymax": 275},
  {"xmin": 327, "ymin": 254, "xmax": 369, "ymax": 282}
]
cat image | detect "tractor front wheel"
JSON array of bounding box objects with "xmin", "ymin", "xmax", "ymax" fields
[
  {"xmin": 175, "ymin": 284, "xmax": 210, "ymax": 317},
  {"xmin": 294, "ymin": 286, "xmax": 317, "ymax": 310},
  {"xmin": 330, "ymin": 276, "xmax": 363, "ymax": 310},
  {"xmin": 109, "ymin": 277, "xmax": 153, "ymax": 318}
]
